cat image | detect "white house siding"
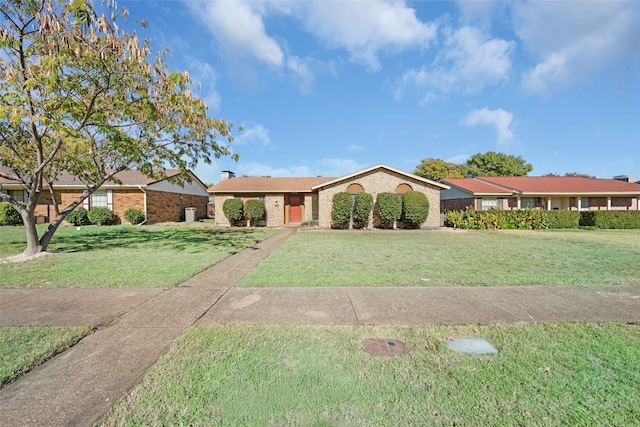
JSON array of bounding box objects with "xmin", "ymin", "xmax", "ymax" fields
[{"xmin": 148, "ymin": 177, "xmax": 208, "ymax": 196}]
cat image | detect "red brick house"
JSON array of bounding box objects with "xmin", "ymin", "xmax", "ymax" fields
[
  {"xmin": 440, "ymin": 176, "xmax": 640, "ymax": 212},
  {"xmin": 208, "ymin": 164, "xmax": 450, "ymax": 228},
  {"xmin": 0, "ymin": 170, "xmax": 210, "ymax": 224}
]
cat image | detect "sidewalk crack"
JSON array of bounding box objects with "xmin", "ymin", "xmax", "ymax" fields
[{"xmin": 347, "ymin": 289, "xmax": 361, "ymax": 324}]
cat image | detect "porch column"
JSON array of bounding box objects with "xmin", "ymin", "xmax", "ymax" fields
[
  {"xmin": 516, "ymin": 197, "xmax": 521, "ymax": 209},
  {"xmin": 547, "ymin": 198, "xmax": 551, "ymax": 210},
  {"xmin": 607, "ymin": 197, "xmax": 611, "ymax": 210},
  {"xmin": 577, "ymin": 196, "xmax": 582, "ymax": 211}
]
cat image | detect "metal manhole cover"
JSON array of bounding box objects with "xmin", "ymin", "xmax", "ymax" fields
[{"xmin": 362, "ymin": 338, "xmax": 410, "ymax": 357}]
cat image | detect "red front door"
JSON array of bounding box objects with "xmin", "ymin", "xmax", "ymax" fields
[{"xmin": 290, "ymin": 195, "xmax": 301, "ymax": 223}]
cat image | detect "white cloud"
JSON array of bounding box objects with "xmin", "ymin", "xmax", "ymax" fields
[
  {"xmin": 395, "ymin": 26, "xmax": 513, "ymax": 100},
  {"xmin": 184, "ymin": 59, "xmax": 221, "ymax": 111},
  {"xmin": 513, "ymin": 1, "xmax": 640, "ymax": 92},
  {"xmin": 236, "ymin": 162, "xmax": 312, "ymax": 177},
  {"xmin": 347, "ymin": 144, "xmax": 364, "ymax": 152},
  {"xmin": 287, "ymin": 56, "xmax": 316, "ymax": 95},
  {"xmin": 233, "ymin": 158, "xmax": 369, "ymax": 178},
  {"xmin": 296, "ymin": 0, "xmax": 437, "ymax": 71},
  {"xmin": 456, "ymin": 0, "xmax": 500, "ymax": 30},
  {"xmin": 184, "ymin": 0, "xmax": 284, "ymax": 66},
  {"xmin": 316, "ymin": 158, "xmax": 369, "ymax": 176},
  {"xmin": 233, "ymin": 124, "xmax": 271, "ymax": 148},
  {"xmin": 462, "ymin": 108, "xmax": 514, "ymax": 144},
  {"xmin": 446, "ymin": 154, "xmax": 471, "ymax": 165}
]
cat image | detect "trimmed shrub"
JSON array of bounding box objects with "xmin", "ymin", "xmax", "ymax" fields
[
  {"xmin": 352, "ymin": 193, "xmax": 373, "ymax": 229},
  {"xmin": 401, "ymin": 191, "xmax": 429, "ymax": 228},
  {"xmin": 124, "ymin": 208, "xmax": 145, "ymax": 225},
  {"xmin": 374, "ymin": 192, "xmax": 402, "ymax": 229},
  {"xmin": 244, "ymin": 199, "xmax": 266, "ymax": 226},
  {"xmin": 331, "ymin": 192, "xmax": 354, "ymax": 229},
  {"xmin": 445, "ymin": 208, "xmax": 548, "ymax": 230},
  {"xmin": 222, "ymin": 198, "xmax": 244, "ymax": 225},
  {"xmin": 88, "ymin": 207, "xmax": 117, "ymax": 225},
  {"xmin": 579, "ymin": 211, "xmax": 596, "ymax": 227},
  {"xmin": 66, "ymin": 207, "xmax": 90, "ymax": 226},
  {"xmin": 444, "ymin": 208, "xmax": 479, "ymax": 229},
  {"xmin": 0, "ymin": 202, "xmax": 22, "ymax": 226},
  {"xmin": 588, "ymin": 210, "xmax": 640, "ymax": 229},
  {"xmin": 546, "ymin": 211, "xmax": 580, "ymax": 229}
]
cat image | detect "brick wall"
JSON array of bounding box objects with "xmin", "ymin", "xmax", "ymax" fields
[
  {"xmin": 317, "ymin": 169, "xmax": 443, "ymax": 229},
  {"xmin": 441, "ymin": 198, "xmax": 475, "ymax": 213},
  {"xmin": 146, "ymin": 190, "xmax": 208, "ymax": 223}
]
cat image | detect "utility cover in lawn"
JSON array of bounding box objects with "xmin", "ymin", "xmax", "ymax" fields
[{"xmin": 444, "ymin": 337, "xmax": 498, "ymax": 355}]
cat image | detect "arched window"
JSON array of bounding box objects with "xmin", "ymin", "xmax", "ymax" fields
[
  {"xmin": 395, "ymin": 183, "xmax": 412, "ymax": 193},
  {"xmin": 346, "ymin": 183, "xmax": 364, "ymax": 193}
]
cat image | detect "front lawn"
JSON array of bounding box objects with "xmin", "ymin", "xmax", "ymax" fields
[
  {"xmin": 239, "ymin": 229, "xmax": 640, "ymax": 287},
  {"xmin": 0, "ymin": 325, "xmax": 93, "ymax": 386},
  {"xmin": 0, "ymin": 223, "xmax": 278, "ymax": 288},
  {"xmin": 99, "ymin": 322, "xmax": 640, "ymax": 426}
]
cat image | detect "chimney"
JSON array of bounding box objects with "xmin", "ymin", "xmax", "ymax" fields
[
  {"xmin": 613, "ymin": 175, "xmax": 635, "ymax": 183},
  {"xmin": 220, "ymin": 170, "xmax": 235, "ymax": 181}
]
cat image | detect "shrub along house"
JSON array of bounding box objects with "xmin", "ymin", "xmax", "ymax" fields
[
  {"xmin": 440, "ymin": 175, "xmax": 640, "ymax": 212},
  {"xmin": 208, "ymin": 164, "xmax": 449, "ymax": 228},
  {"xmin": 0, "ymin": 169, "xmax": 210, "ymax": 224}
]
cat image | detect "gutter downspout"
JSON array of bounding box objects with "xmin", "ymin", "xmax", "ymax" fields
[{"xmin": 138, "ymin": 185, "xmax": 148, "ymax": 226}]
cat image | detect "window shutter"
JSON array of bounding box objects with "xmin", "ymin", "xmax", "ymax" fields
[
  {"xmin": 83, "ymin": 197, "xmax": 89, "ymax": 210},
  {"xmin": 107, "ymin": 190, "xmax": 113, "ymax": 211}
]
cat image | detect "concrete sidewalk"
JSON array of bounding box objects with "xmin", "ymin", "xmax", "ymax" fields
[
  {"xmin": 0, "ymin": 227, "xmax": 297, "ymax": 427},
  {"xmin": 197, "ymin": 285, "xmax": 640, "ymax": 325},
  {"xmin": 1, "ymin": 226, "xmax": 639, "ymax": 426}
]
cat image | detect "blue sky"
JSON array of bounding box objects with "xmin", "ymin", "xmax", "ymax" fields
[{"xmin": 123, "ymin": 0, "xmax": 639, "ymax": 184}]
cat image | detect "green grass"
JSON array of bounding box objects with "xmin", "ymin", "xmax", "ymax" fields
[
  {"xmin": 0, "ymin": 223, "xmax": 277, "ymax": 288},
  {"xmin": 239, "ymin": 229, "xmax": 640, "ymax": 287},
  {"xmin": 0, "ymin": 325, "xmax": 93, "ymax": 386},
  {"xmin": 99, "ymin": 322, "xmax": 640, "ymax": 426}
]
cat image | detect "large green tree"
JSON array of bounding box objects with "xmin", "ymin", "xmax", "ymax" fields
[
  {"xmin": 414, "ymin": 158, "xmax": 468, "ymax": 181},
  {"xmin": 466, "ymin": 151, "xmax": 533, "ymax": 177},
  {"xmin": 0, "ymin": 0, "xmax": 237, "ymax": 256}
]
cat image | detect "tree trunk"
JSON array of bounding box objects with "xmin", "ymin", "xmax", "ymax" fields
[
  {"xmin": 38, "ymin": 217, "xmax": 63, "ymax": 253},
  {"xmin": 22, "ymin": 211, "xmax": 43, "ymax": 256}
]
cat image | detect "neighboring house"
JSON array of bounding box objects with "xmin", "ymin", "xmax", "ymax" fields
[
  {"xmin": 208, "ymin": 164, "xmax": 450, "ymax": 228},
  {"xmin": 0, "ymin": 169, "xmax": 210, "ymax": 223},
  {"xmin": 440, "ymin": 176, "xmax": 640, "ymax": 212}
]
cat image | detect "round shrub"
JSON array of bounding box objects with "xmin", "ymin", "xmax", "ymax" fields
[
  {"xmin": 66, "ymin": 207, "xmax": 89, "ymax": 226},
  {"xmin": 88, "ymin": 207, "xmax": 117, "ymax": 225},
  {"xmin": 124, "ymin": 208, "xmax": 145, "ymax": 225},
  {"xmin": 0, "ymin": 202, "xmax": 22, "ymax": 226},
  {"xmin": 401, "ymin": 191, "xmax": 429, "ymax": 228},
  {"xmin": 331, "ymin": 192, "xmax": 354, "ymax": 229},
  {"xmin": 244, "ymin": 199, "xmax": 266, "ymax": 226},
  {"xmin": 223, "ymin": 198, "xmax": 244, "ymax": 225},
  {"xmin": 374, "ymin": 192, "xmax": 402, "ymax": 229},
  {"xmin": 352, "ymin": 192, "xmax": 373, "ymax": 229}
]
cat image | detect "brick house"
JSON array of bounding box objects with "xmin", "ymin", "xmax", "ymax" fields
[
  {"xmin": 1, "ymin": 169, "xmax": 210, "ymax": 224},
  {"xmin": 208, "ymin": 164, "xmax": 450, "ymax": 228},
  {"xmin": 440, "ymin": 176, "xmax": 640, "ymax": 212}
]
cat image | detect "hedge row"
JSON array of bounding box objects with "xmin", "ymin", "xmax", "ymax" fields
[
  {"xmin": 444, "ymin": 208, "xmax": 548, "ymax": 230},
  {"xmin": 445, "ymin": 208, "xmax": 640, "ymax": 230},
  {"xmin": 332, "ymin": 191, "xmax": 430, "ymax": 229},
  {"xmin": 580, "ymin": 210, "xmax": 640, "ymax": 229},
  {"xmin": 67, "ymin": 207, "xmax": 120, "ymax": 225}
]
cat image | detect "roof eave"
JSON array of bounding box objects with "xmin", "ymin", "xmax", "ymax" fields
[{"xmin": 312, "ymin": 164, "xmax": 450, "ymax": 190}]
